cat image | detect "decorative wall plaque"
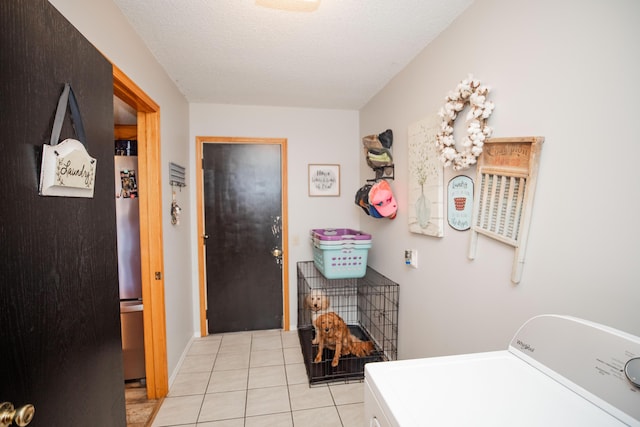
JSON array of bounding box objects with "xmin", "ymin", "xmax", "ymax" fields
[
  {"xmin": 447, "ymin": 175, "xmax": 473, "ymax": 231},
  {"xmin": 39, "ymin": 138, "xmax": 96, "ymax": 197},
  {"xmin": 39, "ymin": 83, "xmax": 96, "ymax": 198},
  {"xmin": 308, "ymin": 164, "xmax": 340, "ymax": 196},
  {"xmin": 468, "ymin": 136, "xmax": 544, "ymax": 283}
]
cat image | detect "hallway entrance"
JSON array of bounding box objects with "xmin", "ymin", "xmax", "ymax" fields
[{"xmin": 114, "ymin": 65, "xmax": 169, "ymax": 400}]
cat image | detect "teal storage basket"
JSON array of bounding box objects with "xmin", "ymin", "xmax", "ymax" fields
[{"xmin": 312, "ymin": 240, "xmax": 371, "ymax": 279}]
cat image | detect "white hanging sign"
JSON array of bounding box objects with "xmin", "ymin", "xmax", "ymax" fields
[
  {"xmin": 39, "ymin": 83, "xmax": 97, "ymax": 198},
  {"xmin": 39, "ymin": 138, "xmax": 96, "ymax": 197}
]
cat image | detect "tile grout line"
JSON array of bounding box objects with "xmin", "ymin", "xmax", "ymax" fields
[
  {"xmin": 243, "ymin": 332, "xmax": 251, "ymax": 427},
  {"xmin": 281, "ymin": 330, "xmax": 296, "ymax": 426},
  {"xmin": 328, "ymin": 383, "xmax": 346, "ymax": 427},
  {"xmin": 192, "ymin": 338, "xmax": 222, "ymax": 425},
  {"xmin": 196, "ymin": 336, "xmax": 220, "ymax": 425}
]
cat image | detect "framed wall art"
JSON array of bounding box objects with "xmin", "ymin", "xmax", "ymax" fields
[
  {"xmin": 308, "ymin": 164, "xmax": 340, "ymax": 197},
  {"xmin": 408, "ymin": 115, "xmax": 444, "ymax": 237}
]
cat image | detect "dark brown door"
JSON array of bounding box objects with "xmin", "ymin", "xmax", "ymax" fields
[
  {"xmin": 0, "ymin": 1, "xmax": 125, "ymax": 425},
  {"xmin": 203, "ymin": 143, "xmax": 283, "ymax": 333}
]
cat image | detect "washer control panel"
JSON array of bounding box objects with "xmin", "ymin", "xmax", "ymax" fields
[{"xmin": 510, "ymin": 315, "xmax": 640, "ymax": 425}]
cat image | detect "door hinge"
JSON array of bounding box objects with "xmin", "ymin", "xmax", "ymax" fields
[{"xmin": 155, "ymin": 271, "xmax": 162, "ymax": 280}]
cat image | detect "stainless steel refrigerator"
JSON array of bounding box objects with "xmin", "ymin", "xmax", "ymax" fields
[{"xmin": 115, "ymin": 154, "xmax": 145, "ymax": 381}]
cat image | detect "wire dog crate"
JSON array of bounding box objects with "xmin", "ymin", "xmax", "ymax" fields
[{"xmin": 297, "ymin": 261, "xmax": 398, "ymax": 385}]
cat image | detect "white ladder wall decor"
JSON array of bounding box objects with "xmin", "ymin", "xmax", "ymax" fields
[{"xmin": 468, "ymin": 137, "xmax": 544, "ymax": 283}]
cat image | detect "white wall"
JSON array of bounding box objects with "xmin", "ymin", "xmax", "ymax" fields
[
  {"xmin": 49, "ymin": 0, "xmax": 194, "ymax": 380},
  {"xmin": 189, "ymin": 104, "xmax": 360, "ymax": 332},
  {"xmin": 360, "ymin": 0, "xmax": 640, "ymax": 359}
]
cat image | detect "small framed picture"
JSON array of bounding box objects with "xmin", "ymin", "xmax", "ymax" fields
[{"xmin": 308, "ymin": 164, "xmax": 340, "ymax": 197}]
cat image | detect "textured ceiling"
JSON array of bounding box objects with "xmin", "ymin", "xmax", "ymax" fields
[{"xmin": 112, "ymin": 0, "xmax": 473, "ymax": 110}]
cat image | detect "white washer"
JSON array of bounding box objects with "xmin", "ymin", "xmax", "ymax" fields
[{"xmin": 365, "ymin": 315, "xmax": 640, "ymax": 426}]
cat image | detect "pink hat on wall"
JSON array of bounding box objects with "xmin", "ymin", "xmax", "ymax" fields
[{"xmin": 368, "ymin": 180, "xmax": 397, "ymax": 219}]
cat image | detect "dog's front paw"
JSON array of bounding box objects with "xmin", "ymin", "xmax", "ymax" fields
[
  {"xmin": 314, "ymin": 354, "xmax": 322, "ymax": 363},
  {"xmin": 331, "ymin": 358, "xmax": 339, "ymax": 367}
]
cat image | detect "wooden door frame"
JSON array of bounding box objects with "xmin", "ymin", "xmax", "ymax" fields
[
  {"xmin": 196, "ymin": 136, "xmax": 289, "ymax": 336},
  {"xmin": 113, "ymin": 65, "xmax": 168, "ymax": 399}
]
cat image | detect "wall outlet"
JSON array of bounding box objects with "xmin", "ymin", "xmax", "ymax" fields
[{"xmin": 404, "ymin": 249, "xmax": 418, "ymax": 268}]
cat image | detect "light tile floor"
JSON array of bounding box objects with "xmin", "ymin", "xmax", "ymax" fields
[{"xmin": 151, "ymin": 329, "xmax": 365, "ymax": 427}]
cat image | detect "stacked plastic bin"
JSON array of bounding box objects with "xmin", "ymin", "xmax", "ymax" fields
[{"xmin": 311, "ymin": 228, "xmax": 372, "ymax": 279}]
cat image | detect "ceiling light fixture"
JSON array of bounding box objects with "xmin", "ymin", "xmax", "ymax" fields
[{"xmin": 256, "ymin": 0, "xmax": 321, "ymax": 12}]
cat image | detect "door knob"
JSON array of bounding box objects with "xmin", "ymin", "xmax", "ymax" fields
[
  {"xmin": 0, "ymin": 402, "xmax": 35, "ymax": 427},
  {"xmin": 270, "ymin": 247, "xmax": 283, "ymax": 267},
  {"xmin": 271, "ymin": 247, "xmax": 282, "ymax": 257}
]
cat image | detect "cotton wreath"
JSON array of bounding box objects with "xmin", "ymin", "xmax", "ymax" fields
[{"xmin": 435, "ymin": 75, "xmax": 495, "ymax": 170}]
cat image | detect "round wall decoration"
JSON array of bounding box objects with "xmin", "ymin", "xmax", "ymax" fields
[
  {"xmin": 435, "ymin": 75, "xmax": 495, "ymax": 171},
  {"xmin": 447, "ymin": 175, "xmax": 474, "ymax": 231}
]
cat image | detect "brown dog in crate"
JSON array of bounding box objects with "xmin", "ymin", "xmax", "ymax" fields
[{"xmin": 313, "ymin": 312, "xmax": 375, "ymax": 367}]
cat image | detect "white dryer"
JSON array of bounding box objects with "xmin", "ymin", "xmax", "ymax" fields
[{"xmin": 365, "ymin": 315, "xmax": 640, "ymax": 426}]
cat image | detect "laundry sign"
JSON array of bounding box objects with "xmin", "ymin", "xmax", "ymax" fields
[
  {"xmin": 39, "ymin": 83, "xmax": 97, "ymax": 198},
  {"xmin": 40, "ymin": 138, "xmax": 96, "ymax": 197}
]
